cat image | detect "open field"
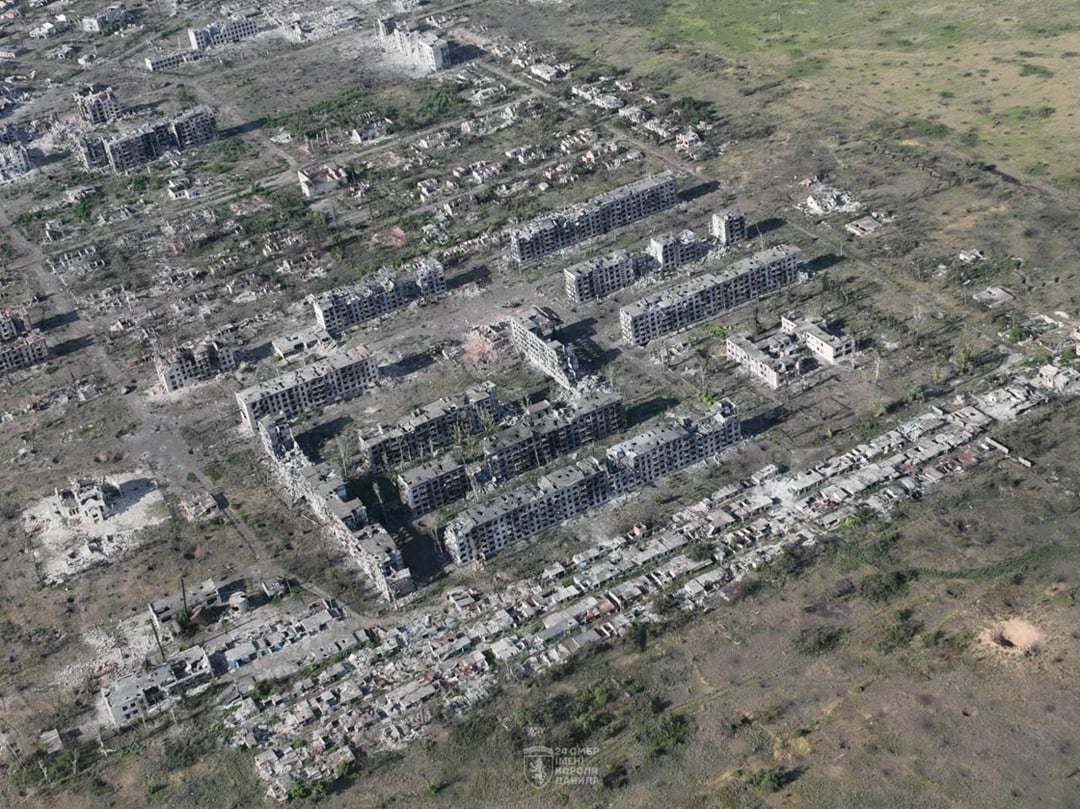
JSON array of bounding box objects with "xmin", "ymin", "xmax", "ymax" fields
[{"xmin": 500, "ymin": 0, "xmax": 1080, "ymax": 188}]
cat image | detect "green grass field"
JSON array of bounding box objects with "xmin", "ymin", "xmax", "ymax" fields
[{"xmin": 574, "ymin": 0, "xmax": 1080, "ymax": 184}]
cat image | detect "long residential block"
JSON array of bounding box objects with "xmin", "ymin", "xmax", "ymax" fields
[
  {"xmin": 189, "ymin": 17, "xmax": 259, "ymax": 50},
  {"xmin": 236, "ymin": 345, "xmax": 378, "ymax": 429},
  {"xmin": 443, "ymin": 457, "xmax": 611, "ymax": 565},
  {"xmin": 77, "ymin": 106, "xmax": 216, "ymax": 173},
  {"xmin": 259, "ymin": 418, "xmax": 414, "ymax": 602},
  {"xmin": 143, "ymin": 49, "xmax": 205, "ymax": 72},
  {"xmin": 358, "ymin": 381, "xmax": 499, "ymax": 470},
  {"xmin": 310, "ymin": 258, "xmax": 445, "ymax": 336},
  {"xmin": 563, "ymin": 249, "xmax": 642, "ymax": 304},
  {"xmin": 444, "ymin": 400, "xmax": 740, "ymax": 565},
  {"xmin": 509, "ymin": 308, "xmax": 580, "ymax": 390},
  {"xmin": 510, "ymin": 171, "xmax": 678, "ymax": 264},
  {"xmin": 398, "ymin": 455, "xmax": 469, "ymax": 516},
  {"xmin": 483, "ymin": 387, "xmax": 626, "ymax": 482},
  {"xmin": 620, "ymin": 244, "xmax": 801, "ymax": 346},
  {"xmin": 605, "ymin": 399, "xmax": 740, "ymax": 490}
]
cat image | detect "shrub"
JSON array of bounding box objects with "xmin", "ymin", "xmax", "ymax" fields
[
  {"xmin": 859, "ymin": 570, "xmax": 915, "ymax": 603},
  {"xmin": 795, "ymin": 626, "xmax": 845, "ymax": 655},
  {"xmin": 1019, "ymin": 62, "xmax": 1054, "ymax": 78},
  {"xmin": 637, "ymin": 712, "xmax": 694, "ymax": 758},
  {"xmin": 901, "ymin": 117, "xmax": 950, "ymax": 138},
  {"xmin": 747, "ymin": 766, "xmax": 803, "ymax": 792},
  {"xmin": 878, "ymin": 609, "xmax": 923, "ymax": 653}
]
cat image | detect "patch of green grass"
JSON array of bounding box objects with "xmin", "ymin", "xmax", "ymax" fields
[
  {"xmin": 1045, "ymin": 166, "xmax": 1079, "ymax": 187},
  {"xmin": 997, "ymin": 105, "xmax": 1056, "ymax": 123},
  {"xmin": 270, "ymin": 84, "xmax": 465, "ymax": 139},
  {"xmin": 1021, "ymin": 19, "xmax": 1080, "ymax": 37},
  {"xmin": 640, "ymin": 0, "xmax": 1034, "ymax": 60},
  {"xmin": 1019, "ymin": 62, "xmax": 1054, "ymax": 78},
  {"xmin": 785, "ymin": 56, "xmax": 829, "ymax": 79},
  {"xmin": 746, "ymin": 765, "xmax": 803, "ymax": 793},
  {"xmin": 627, "ymin": 0, "xmax": 672, "ymax": 27},
  {"xmin": 901, "ymin": 116, "xmax": 951, "ymax": 138},
  {"xmin": 69, "ymin": 191, "xmax": 105, "ymax": 222},
  {"xmin": 637, "ymin": 711, "xmax": 695, "ymax": 759},
  {"xmin": 958, "ymin": 129, "xmax": 980, "ymax": 147}
]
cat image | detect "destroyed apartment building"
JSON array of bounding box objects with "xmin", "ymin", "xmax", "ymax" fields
[
  {"xmin": 397, "ymin": 455, "xmax": 470, "ymax": 516},
  {"xmin": 143, "ymin": 48, "xmax": 205, "ymax": 72},
  {"xmin": 142, "ymin": 16, "xmax": 259, "ymax": 71},
  {"xmin": 620, "ymin": 244, "xmax": 802, "ymax": 346},
  {"xmin": 646, "ymin": 229, "xmax": 709, "ymax": 272},
  {"xmin": 604, "ymin": 399, "xmax": 741, "ymax": 491},
  {"xmin": 509, "ymin": 171, "xmax": 678, "ymax": 264},
  {"xmin": 375, "ymin": 17, "xmax": 449, "ymax": 72},
  {"xmin": 443, "ymin": 400, "xmax": 740, "ymax": 564},
  {"xmin": 309, "ymin": 258, "xmax": 446, "ymax": 336},
  {"xmin": 564, "ymin": 209, "xmax": 746, "ymax": 305},
  {"xmin": 73, "ymin": 84, "xmax": 121, "ymax": 125},
  {"xmin": 711, "ymin": 206, "xmax": 747, "ymax": 245},
  {"xmin": 76, "ymin": 106, "xmax": 217, "ymax": 173},
  {"xmin": 0, "ymin": 307, "xmax": 46, "ymax": 375},
  {"xmin": 54, "ymin": 476, "xmax": 121, "ymax": 524},
  {"xmin": 147, "ymin": 577, "xmax": 222, "ymax": 634},
  {"xmin": 102, "ymin": 646, "xmax": 213, "ymax": 727},
  {"xmin": 80, "ymin": 3, "xmax": 130, "ymax": 34},
  {"xmin": 271, "ymin": 326, "xmax": 334, "ymax": 362},
  {"xmin": 509, "ymin": 307, "xmax": 580, "ymax": 390},
  {"xmin": 297, "ymin": 162, "xmax": 350, "ymax": 198},
  {"xmin": 189, "ymin": 17, "xmax": 260, "ymax": 50},
  {"xmin": 563, "ymin": 249, "xmax": 646, "ymax": 304},
  {"xmin": 0, "ymin": 143, "xmax": 33, "ymax": 183},
  {"xmin": 482, "ymin": 386, "xmax": 626, "ymax": 482},
  {"xmin": 154, "ymin": 336, "xmax": 237, "ymax": 392},
  {"xmin": 781, "ymin": 311, "xmax": 856, "ymax": 365},
  {"xmin": 0, "ymin": 308, "xmax": 33, "ymax": 342},
  {"xmin": 389, "ymin": 383, "xmax": 627, "ymax": 517},
  {"xmin": 1, "ymin": 330, "xmax": 49, "ymax": 375},
  {"xmin": 236, "ymin": 345, "xmax": 379, "ymax": 429},
  {"xmin": 726, "ymin": 312, "xmax": 855, "ymax": 389},
  {"xmin": 358, "ymin": 382, "xmax": 500, "ymax": 470},
  {"xmin": 259, "ymin": 418, "xmax": 414, "ymax": 601},
  {"xmin": 442, "ymin": 456, "xmax": 612, "ymax": 565}
]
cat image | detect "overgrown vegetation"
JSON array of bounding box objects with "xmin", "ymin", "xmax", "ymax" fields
[
  {"xmin": 859, "ymin": 569, "xmax": 916, "ymax": 603},
  {"xmin": 235, "ymin": 189, "xmax": 329, "ymax": 241},
  {"xmin": 271, "ymin": 85, "xmax": 464, "ymax": 139},
  {"xmin": 877, "ymin": 608, "xmax": 924, "ymax": 653},
  {"xmin": 796, "ymin": 625, "xmax": 846, "ymax": 655},
  {"xmin": 901, "ymin": 117, "xmax": 951, "ymax": 138}
]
